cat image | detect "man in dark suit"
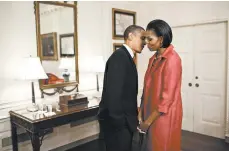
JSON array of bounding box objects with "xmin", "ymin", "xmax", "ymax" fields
[{"xmin": 98, "ymin": 25, "xmax": 145, "ymax": 151}]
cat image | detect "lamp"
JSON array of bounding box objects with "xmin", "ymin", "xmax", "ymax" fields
[
  {"xmin": 90, "ymin": 56, "xmax": 105, "ymax": 92},
  {"xmin": 59, "ymin": 58, "xmax": 74, "ymax": 82},
  {"xmin": 21, "ymin": 57, "xmax": 48, "ymax": 112},
  {"xmin": 78, "ymin": 56, "xmax": 105, "ymax": 98}
]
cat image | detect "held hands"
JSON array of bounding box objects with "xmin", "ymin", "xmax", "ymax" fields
[
  {"xmin": 137, "ymin": 109, "xmax": 161, "ymax": 133},
  {"xmin": 138, "ymin": 110, "xmax": 151, "ymax": 133},
  {"xmin": 138, "ymin": 120, "xmax": 151, "ymax": 133}
]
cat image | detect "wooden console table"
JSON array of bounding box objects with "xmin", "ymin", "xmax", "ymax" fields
[{"xmin": 9, "ymin": 99, "xmax": 99, "ymax": 151}]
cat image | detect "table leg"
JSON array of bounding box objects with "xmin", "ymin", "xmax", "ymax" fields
[
  {"xmin": 10, "ymin": 120, "xmax": 18, "ymax": 151},
  {"xmin": 27, "ymin": 129, "xmax": 50, "ymax": 151},
  {"xmin": 31, "ymin": 133, "xmax": 40, "ymax": 151}
]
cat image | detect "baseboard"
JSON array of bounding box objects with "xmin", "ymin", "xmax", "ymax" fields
[{"xmin": 49, "ymin": 134, "xmax": 99, "ymax": 151}]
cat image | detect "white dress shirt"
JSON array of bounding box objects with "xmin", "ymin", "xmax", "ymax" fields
[{"xmin": 123, "ymin": 44, "xmax": 134, "ymax": 58}]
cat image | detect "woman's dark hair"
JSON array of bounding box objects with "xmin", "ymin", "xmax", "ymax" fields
[{"xmin": 146, "ymin": 19, "xmax": 172, "ymax": 48}]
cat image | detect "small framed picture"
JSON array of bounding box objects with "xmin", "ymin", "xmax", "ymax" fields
[
  {"xmin": 113, "ymin": 43, "xmax": 123, "ymax": 51},
  {"xmin": 40, "ymin": 32, "xmax": 58, "ymax": 61},
  {"xmin": 59, "ymin": 33, "xmax": 75, "ymax": 57},
  {"xmin": 112, "ymin": 8, "xmax": 136, "ymax": 40}
]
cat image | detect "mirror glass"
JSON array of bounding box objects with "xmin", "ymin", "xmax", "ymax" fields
[{"xmin": 39, "ymin": 3, "xmax": 76, "ymax": 85}]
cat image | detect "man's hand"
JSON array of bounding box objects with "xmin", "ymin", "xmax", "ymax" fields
[
  {"xmin": 137, "ymin": 126, "xmax": 146, "ymax": 134},
  {"xmin": 138, "ymin": 109, "xmax": 143, "ymax": 124}
]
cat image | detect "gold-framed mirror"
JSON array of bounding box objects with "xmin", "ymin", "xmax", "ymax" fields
[{"xmin": 34, "ymin": 1, "xmax": 79, "ymax": 95}]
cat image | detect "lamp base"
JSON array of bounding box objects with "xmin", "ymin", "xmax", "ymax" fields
[
  {"xmin": 93, "ymin": 91, "xmax": 102, "ymax": 100},
  {"xmin": 27, "ymin": 103, "xmax": 39, "ymax": 112}
]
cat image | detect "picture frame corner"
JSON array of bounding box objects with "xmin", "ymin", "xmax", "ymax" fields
[{"xmin": 112, "ymin": 8, "xmax": 136, "ymax": 40}]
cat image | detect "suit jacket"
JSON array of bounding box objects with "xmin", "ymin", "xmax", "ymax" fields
[{"xmin": 98, "ymin": 46, "xmax": 138, "ymax": 132}]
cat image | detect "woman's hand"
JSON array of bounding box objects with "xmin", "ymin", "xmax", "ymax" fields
[
  {"xmin": 139, "ymin": 120, "xmax": 151, "ymax": 133},
  {"xmin": 139, "ymin": 109, "xmax": 161, "ymax": 132}
]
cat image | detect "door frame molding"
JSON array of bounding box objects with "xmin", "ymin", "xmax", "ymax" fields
[{"xmin": 172, "ymin": 19, "xmax": 229, "ymax": 141}]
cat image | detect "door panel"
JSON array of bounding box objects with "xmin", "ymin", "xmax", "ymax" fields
[{"xmin": 172, "ymin": 26, "xmax": 194, "ymax": 132}]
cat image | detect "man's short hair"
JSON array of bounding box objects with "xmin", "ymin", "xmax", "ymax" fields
[{"xmin": 124, "ymin": 25, "xmax": 145, "ymax": 41}]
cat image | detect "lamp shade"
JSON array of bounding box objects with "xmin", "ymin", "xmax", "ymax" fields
[{"xmin": 21, "ymin": 57, "xmax": 48, "ymax": 80}]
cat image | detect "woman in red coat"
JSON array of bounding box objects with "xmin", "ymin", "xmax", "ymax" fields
[{"xmin": 139, "ymin": 19, "xmax": 183, "ymax": 151}]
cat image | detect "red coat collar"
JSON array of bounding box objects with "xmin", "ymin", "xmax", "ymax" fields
[
  {"xmin": 161, "ymin": 44, "xmax": 174, "ymax": 59},
  {"xmin": 150, "ymin": 44, "xmax": 174, "ymax": 61}
]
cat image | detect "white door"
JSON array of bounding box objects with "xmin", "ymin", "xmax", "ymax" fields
[
  {"xmin": 172, "ymin": 26, "xmax": 195, "ymax": 132},
  {"xmin": 193, "ymin": 22, "xmax": 227, "ymax": 138},
  {"xmin": 172, "ymin": 21, "xmax": 227, "ymax": 139}
]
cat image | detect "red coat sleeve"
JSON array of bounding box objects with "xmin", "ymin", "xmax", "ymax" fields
[{"xmin": 158, "ymin": 56, "xmax": 182, "ymax": 114}]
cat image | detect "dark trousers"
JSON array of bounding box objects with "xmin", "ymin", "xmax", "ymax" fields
[{"xmin": 99, "ymin": 119, "xmax": 133, "ymax": 151}]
